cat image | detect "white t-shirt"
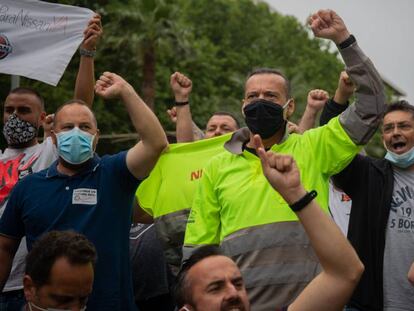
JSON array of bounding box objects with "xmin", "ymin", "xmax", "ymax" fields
[
  {"xmin": 328, "ymin": 180, "xmax": 352, "ymax": 236},
  {"xmin": 0, "ymin": 138, "xmax": 57, "ymax": 292}
]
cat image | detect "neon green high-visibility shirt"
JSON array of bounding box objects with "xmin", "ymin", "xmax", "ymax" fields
[
  {"xmin": 136, "ymin": 133, "xmax": 231, "ymax": 218},
  {"xmin": 184, "ymin": 117, "xmax": 360, "ymax": 245},
  {"xmin": 136, "ymin": 134, "xmax": 232, "ymax": 271}
]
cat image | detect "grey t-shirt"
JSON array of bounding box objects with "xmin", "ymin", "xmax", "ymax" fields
[
  {"xmin": 129, "ymin": 223, "xmax": 174, "ymax": 301},
  {"xmin": 383, "ymin": 167, "xmax": 414, "ymax": 310}
]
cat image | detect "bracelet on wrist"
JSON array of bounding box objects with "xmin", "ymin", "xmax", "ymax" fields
[
  {"xmin": 337, "ymin": 34, "xmax": 356, "ymax": 50},
  {"xmin": 175, "ymin": 101, "xmax": 189, "ymax": 107},
  {"xmin": 79, "ymin": 47, "xmax": 96, "ymax": 58},
  {"xmin": 289, "ymin": 190, "xmax": 317, "ymax": 212}
]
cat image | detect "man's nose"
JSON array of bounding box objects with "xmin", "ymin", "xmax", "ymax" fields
[
  {"xmin": 70, "ymin": 304, "xmax": 85, "ymax": 311},
  {"xmin": 6, "ymin": 111, "xmax": 18, "ymax": 120},
  {"xmin": 224, "ymin": 283, "xmax": 240, "ymax": 300},
  {"xmin": 392, "ymin": 125, "xmax": 401, "ymax": 135},
  {"xmin": 214, "ymin": 129, "xmax": 223, "ymax": 137}
]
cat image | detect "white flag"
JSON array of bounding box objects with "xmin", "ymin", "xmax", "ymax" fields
[{"xmin": 0, "ymin": 0, "xmax": 94, "ymax": 86}]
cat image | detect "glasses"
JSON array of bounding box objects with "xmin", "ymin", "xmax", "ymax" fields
[{"xmin": 382, "ymin": 122, "xmax": 414, "ymax": 134}]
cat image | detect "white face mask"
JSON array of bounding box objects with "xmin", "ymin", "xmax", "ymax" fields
[{"xmin": 29, "ymin": 301, "xmax": 87, "ymax": 311}]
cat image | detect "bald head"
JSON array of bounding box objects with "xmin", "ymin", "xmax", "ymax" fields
[
  {"xmin": 245, "ymin": 68, "xmax": 291, "ymax": 99},
  {"xmin": 53, "ymin": 100, "xmax": 97, "ymax": 130},
  {"xmin": 205, "ymin": 112, "xmax": 239, "ymax": 139}
]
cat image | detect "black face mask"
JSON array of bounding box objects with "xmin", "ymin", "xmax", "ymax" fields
[{"xmin": 243, "ymin": 99, "xmax": 288, "ymax": 139}]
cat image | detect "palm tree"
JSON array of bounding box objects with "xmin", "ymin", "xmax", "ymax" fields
[{"xmin": 105, "ymin": 0, "xmax": 187, "ymax": 110}]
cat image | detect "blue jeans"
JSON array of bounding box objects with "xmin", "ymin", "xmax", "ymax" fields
[{"xmin": 0, "ymin": 290, "xmax": 25, "ymax": 311}]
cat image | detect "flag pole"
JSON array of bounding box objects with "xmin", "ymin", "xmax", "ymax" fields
[{"xmin": 10, "ymin": 75, "xmax": 20, "ymax": 90}]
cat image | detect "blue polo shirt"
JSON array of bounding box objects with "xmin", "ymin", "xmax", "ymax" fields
[{"xmin": 0, "ymin": 151, "xmax": 140, "ymax": 311}]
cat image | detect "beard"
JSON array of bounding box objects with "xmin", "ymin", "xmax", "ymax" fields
[
  {"xmin": 220, "ymin": 297, "xmax": 248, "ymax": 311},
  {"xmin": 58, "ymin": 156, "xmax": 93, "ymax": 172}
]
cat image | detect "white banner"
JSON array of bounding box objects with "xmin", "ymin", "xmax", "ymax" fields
[{"xmin": 0, "ymin": 0, "xmax": 94, "ymax": 86}]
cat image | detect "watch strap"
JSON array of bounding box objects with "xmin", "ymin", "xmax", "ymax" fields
[
  {"xmin": 289, "ymin": 190, "xmax": 318, "ymax": 212},
  {"xmin": 175, "ymin": 101, "xmax": 189, "ymax": 106},
  {"xmin": 79, "ymin": 48, "xmax": 96, "ymax": 57},
  {"xmin": 337, "ymin": 34, "xmax": 356, "ymax": 50}
]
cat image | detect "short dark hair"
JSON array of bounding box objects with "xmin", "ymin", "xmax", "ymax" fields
[
  {"xmin": 53, "ymin": 99, "xmax": 97, "ymax": 129},
  {"xmin": 209, "ymin": 111, "xmax": 240, "ymax": 129},
  {"xmin": 246, "ymin": 67, "xmax": 291, "ymax": 99},
  {"xmin": 8, "ymin": 87, "xmax": 45, "ymax": 110},
  {"xmin": 175, "ymin": 245, "xmax": 223, "ymax": 307},
  {"xmin": 384, "ymin": 100, "xmax": 414, "ymax": 119},
  {"xmin": 25, "ymin": 231, "xmax": 97, "ymax": 287}
]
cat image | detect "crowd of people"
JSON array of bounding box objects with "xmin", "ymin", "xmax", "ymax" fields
[{"xmin": 0, "ymin": 7, "xmax": 412, "ymax": 311}]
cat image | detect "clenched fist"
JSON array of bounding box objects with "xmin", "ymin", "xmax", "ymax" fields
[
  {"xmin": 307, "ymin": 89, "xmax": 329, "ymax": 112},
  {"xmin": 308, "ymin": 9, "xmax": 350, "ymax": 45},
  {"xmin": 95, "ymin": 72, "xmax": 134, "ymax": 100},
  {"xmin": 170, "ymin": 72, "xmax": 192, "ymax": 102},
  {"xmin": 334, "ymin": 71, "xmax": 355, "ymax": 104}
]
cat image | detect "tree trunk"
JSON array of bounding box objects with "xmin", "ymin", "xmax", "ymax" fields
[{"xmin": 141, "ymin": 45, "xmax": 156, "ymax": 111}]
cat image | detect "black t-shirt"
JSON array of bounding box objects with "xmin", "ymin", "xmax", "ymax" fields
[{"xmin": 129, "ymin": 223, "xmax": 175, "ymax": 301}]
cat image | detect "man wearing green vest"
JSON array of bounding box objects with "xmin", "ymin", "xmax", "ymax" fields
[
  {"xmin": 183, "ymin": 9, "xmax": 386, "ymax": 310},
  {"xmin": 136, "ymin": 133, "xmax": 233, "ymax": 274},
  {"xmin": 135, "ymin": 72, "xmax": 241, "ymax": 277}
]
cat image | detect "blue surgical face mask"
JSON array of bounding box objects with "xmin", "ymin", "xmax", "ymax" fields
[
  {"xmin": 385, "ymin": 145, "xmax": 414, "ymax": 168},
  {"xmin": 56, "ymin": 127, "xmax": 95, "ymax": 165},
  {"xmin": 28, "ymin": 301, "xmax": 87, "ymax": 311}
]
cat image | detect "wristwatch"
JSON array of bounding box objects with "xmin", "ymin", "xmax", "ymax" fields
[
  {"xmin": 79, "ymin": 48, "xmax": 96, "ymax": 58},
  {"xmin": 337, "ymin": 34, "xmax": 356, "ymax": 49},
  {"xmin": 175, "ymin": 101, "xmax": 189, "ymax": 106},
  {"xmin": 289, "ymin": 190, "xmax": 318, "ymax": 212}
]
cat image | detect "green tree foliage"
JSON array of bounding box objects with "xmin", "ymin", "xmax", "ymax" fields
[
  {"xmin": 103, "ymin": 0, "xmax": 187, "ymax": 110},
  {"xmin": 2, "ymin": 0, "xmax": 385, "ymax": 155},
  {"xmin": 168, "ymin": 0, "xmax": 343, "ymax": 128}
]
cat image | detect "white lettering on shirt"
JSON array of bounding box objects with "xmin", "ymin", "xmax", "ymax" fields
[{"xmin": 72, "ymin": 188, "xmax": 97, "ymax": 205}]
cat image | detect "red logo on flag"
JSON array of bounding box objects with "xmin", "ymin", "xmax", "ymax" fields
[{"xmin": 0, "ymin": 34, "xmax": 12, "ymax": 60}]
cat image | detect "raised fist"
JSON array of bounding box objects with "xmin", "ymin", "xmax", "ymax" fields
[
  {"xmin": 170, "ymin": 72, "xmax": 192, "ymax": 102},
  {"xmin": 287, "ymin": 121, "xmax": 301, "ymax": 134},
  {"xmin": 81, "ymin": 14, "xmax": 103, "ymax": 51},
  {"xmin": 307, "ymin": 89, "xmax": 329, "ymax": 112},
  {"xmin": 95, "ymin": 72, "xmax": 133, "ymax": 100},
  {"xmin": 167, "ymin": 106, "xmax": 177, "ymax": 123},
  {"xmin": 334, "ymin": 71, "xmax": 355, "ymax": 104},
  {"xmin": 308, "ymin": 10, "xmax": 350, "ymax": 44},
  {"xmin": 42, "ymin": 114, "xmax": 54, "ymax": 137}
]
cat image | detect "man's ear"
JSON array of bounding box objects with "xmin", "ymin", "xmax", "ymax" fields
[
  {"xmin": 241, "ymin": 99, "xmax": 247, "ymax": 117},
  {"xmin": 51, "ymin": 130, "xmax": 57, "ymax": 146},
  {"xmin": 23, "ymin": 275, "xmax": 36, "ymax": 303},
  {"xmin": 93, "ymin": 129, "xmax": 100, "ymax": 151},
  {"xmin": 285, "ymin": 99, "xmax": 295, "ymax": 119},
  {"xmin": 39, "ymin": 111, "xmax": 46, "ymax": 124}
]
